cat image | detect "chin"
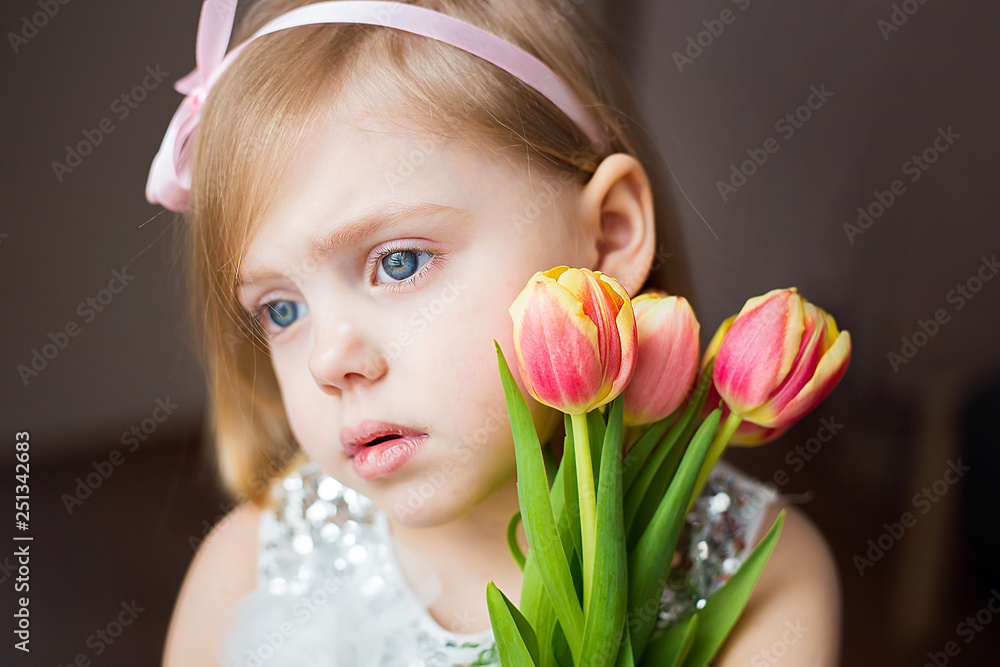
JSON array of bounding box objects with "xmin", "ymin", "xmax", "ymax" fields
[
  {"xmin": 375, "ymin": 473, "xmax": 497, "ymax": 528},
  {"xmin": 379, "ymin": 492, "xmax": 465, "ymax": 528}
]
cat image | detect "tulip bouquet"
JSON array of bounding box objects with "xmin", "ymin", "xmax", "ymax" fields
[{"xmin": 486, "ymin": 266, "xmax": 850, "ymax": 667}]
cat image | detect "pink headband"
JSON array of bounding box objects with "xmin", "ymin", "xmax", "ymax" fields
[{"xmin": 146, "ymin": 0, "xmax": 608, "ymax": 212}]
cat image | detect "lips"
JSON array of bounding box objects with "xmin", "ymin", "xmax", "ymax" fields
[{"xmin": 341, "ymin": 419, "xmax": 427, "ymax": 458}]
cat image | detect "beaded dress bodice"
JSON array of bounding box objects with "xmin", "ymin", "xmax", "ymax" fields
[{"xmin": 218, "ymin": 458, "xmax": 778, "ymax": 666}]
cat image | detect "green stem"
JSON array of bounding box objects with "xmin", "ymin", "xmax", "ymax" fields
[
  {"xmin": 570, "ymin": 411, "xmax": 596, "ymax": 615},
  {"xmin": 686, "ymin": 412, "xmax": 743, "ymax": 515}
]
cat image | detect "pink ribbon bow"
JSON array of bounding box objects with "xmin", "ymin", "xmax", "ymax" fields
[
  {"xmin": 146, "ymin": 0, "xmax": 608, "ymax": 213},
  {"xmin": 145, "ymin": 0, "xmax": 241, "ymax": 212}
]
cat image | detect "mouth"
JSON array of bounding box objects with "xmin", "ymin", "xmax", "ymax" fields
[
  {"xmin": 350, "ymin": 432, "xmax": 428, "ymax": 481},
  {"xmin": 341, "ymin": 420, "xmax": 427, "ymax": 459},
  {"xmin": 365, "ymin": 434, "xmax": 403, "ymax": 447}
]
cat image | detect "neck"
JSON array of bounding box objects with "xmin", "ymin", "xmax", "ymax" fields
[
  {"xmin": 384, "ymin": 423, "xmax": 566, "ymax": 632},
  {"xmin": 386, "ymin": 469, "xmax": 528, "ymax": 634}
]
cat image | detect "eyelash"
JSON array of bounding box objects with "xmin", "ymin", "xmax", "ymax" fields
[{"xmin": 248, "ymin": 243, "xmax": 444, "ymax": 337}]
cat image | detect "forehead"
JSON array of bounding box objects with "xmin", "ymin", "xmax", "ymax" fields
[{"xmin": 241, "ymin": 105, "xmax": 522, "ymax": 264}]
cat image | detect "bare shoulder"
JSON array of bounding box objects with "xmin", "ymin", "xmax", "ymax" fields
[
  {"xmin": 714, "ymin": 501, "xmax": 842, "ymax": 666},
  {"xmin": 162, "ymin": 500, "xmax": 264, "ymax": 667}
]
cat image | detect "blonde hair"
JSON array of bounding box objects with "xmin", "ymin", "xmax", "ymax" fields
[{"xmin": 182, "ymin": 0, "xmax": 693, "ymax": 507}]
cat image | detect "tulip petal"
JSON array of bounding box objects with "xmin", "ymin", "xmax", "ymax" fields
[
  {"xmin": 766, "ymin": 329, "xmax": 851, "ymax": 427},
  {"xmin": 508, "ymin": 266, "xmax": 638, "ymax": 414},
  {"xmin": 714, "ymin": 289, "xmax": 805, "ymax": 414},
  {"xmin": 729, "ymin": 421, "xmax": 792, "ymax": 446},
  {"xmin": 631, "ymin": 289, "xmax": 670, "ymax": 320},
  {"xmin": 557, "ymin": 270, "xmax": 624, "ymax": 404},
  {"xmin": 510, "ymin": 278, "xmax": 603, "ymax": 413},
  {"xmin": 741, "ymin": 302, "xmax": 827, "ymax": 426},
  {"xmin": 702, "ymin": 315, "xmax": 735, "ymax": 373},
  {"xmin": 601, "ymin": 273, "xmax": 638, "ymax": 405},
  {"xmin": 623, "ymin": 297, "xmax": 699, "ymax": 425}
]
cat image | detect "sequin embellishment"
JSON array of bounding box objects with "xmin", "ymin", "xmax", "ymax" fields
[{"xmin": 222, "ymin": 459, "xmax": 777, "ymax": 666}]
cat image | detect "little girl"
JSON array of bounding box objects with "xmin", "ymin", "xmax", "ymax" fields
[{"xmin": 151, "ymin": 1, "xmax": 841, "ymax": 665}]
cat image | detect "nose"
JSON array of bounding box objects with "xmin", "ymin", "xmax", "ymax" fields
[{"xmin": 308, "ymin": 319, "xmax": 388, "ymax": 393}]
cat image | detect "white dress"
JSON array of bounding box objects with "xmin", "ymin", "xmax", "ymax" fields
[{"xmin": 218, "ymin": 458, "xmax": 780, "ymax": 666}]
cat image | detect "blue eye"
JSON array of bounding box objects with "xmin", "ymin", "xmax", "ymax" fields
[
  {"xmin": 375, "ymin": 248, "xmax": 434, "ymax": 284},
  {"xmin": 252, "ymin": 300, "xmax": 308, "ymax": 333}
]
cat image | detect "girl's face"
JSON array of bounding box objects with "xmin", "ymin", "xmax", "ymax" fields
[{"xmin": 236, "ymin": 102, "xmax": 593, "ymax": 528}]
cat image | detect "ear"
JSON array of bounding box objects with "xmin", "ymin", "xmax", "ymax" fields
[{"xmin": 577, "ymin": 153, "xmax": 656, "ymax": 297}]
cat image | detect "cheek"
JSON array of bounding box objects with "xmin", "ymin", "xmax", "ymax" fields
[
  {"xmin": 426, "ymin": 283, "xmax": 559, "ymax": 449},
  {"xmin": 269, "ymin": 356, "xmax": 327, "ymax": 454}
]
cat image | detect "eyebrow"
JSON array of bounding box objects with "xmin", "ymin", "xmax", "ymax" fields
[{"xmin": 236, "ymin": 201, "xmax": 460, "ymax": 287}]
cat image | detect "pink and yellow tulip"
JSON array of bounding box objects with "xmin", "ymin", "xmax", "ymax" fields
[
  {"xmin": 508, "ymin": 265, "xmax": 638, "ymax": 616},
  {"xmin": 622, "ymin": 290, "xmax": 700, "ymax": 427},
  {"xmin": 710, "ymin": 287, "xmax": 851, "ymax": 429},
  {"xmin": 509, "ymin": 266, "xmax": 637, "ymax": 416}
]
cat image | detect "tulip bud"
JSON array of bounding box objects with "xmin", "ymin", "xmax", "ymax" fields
[
  {"xmin": 621, "ymin": 290, "xmax": 700, "ymax": 427},
  {"xmin": 509, "ymin": 266, "xmax": 637, "ymax": 415},
  {"xmin": 710, "ymin": 287, "xmax": 851, "ymax": 429}
]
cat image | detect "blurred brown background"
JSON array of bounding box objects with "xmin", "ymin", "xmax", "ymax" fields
[{"xmin": 2, "ymin": 0, "xmax": 998, "ymax": 665}]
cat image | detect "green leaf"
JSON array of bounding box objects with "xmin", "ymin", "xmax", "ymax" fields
[
  {"xmin": 627, "ymin": 408, "xmax": 721, "ymax": 661},
  {"xmin": 494, "ymin": 342, "xmax": 584, "ymax": 659},
  {"xmin": 625, "ymin": 363, "xmax": 714, "ymax": 551},
  {"xmin": 521, "ymin": 442, "xmax": 576, "ymax": 667},
  {"xmin": 581, "ymin": 395, "xmax": 628, "ymax": 667},
  {"xmin": 587, "ymin": 407, "xmax": 607, "ymax": 489},
  {"xmin": 621, "ymin": 416, "xmax": 672, "ymax": 493},
  {"xmin": 624, "ymin": 424, "xmax": 685, "ymax": 550},
  {"xmin": 487, "ymin": 581, "xmax": 539, "ymax": 667},
  {"xmin": 561, "ymin": 414, "xmax": 583, "ymax": 572},
  {"xmin": 519, "ymin": 552, "xmax": 557, "ymax": 667},
  {"xmin": 542, "ymin": 440, "xmax": 559, "ymax": 489},
  {"xmin": 615, "ymin": 622, "xmax": 636, "ymax": 667},
  {"xmin": 640, "ymin": 613, "xmax": 698, "ymax": 667},
  {"xmin": 507, "ymin": 512, "xmax": 526, "ymax": 571},
  {"xmin": 553, "ymin": 619, "xmax": 574, "ymax": 667},
  {"xmin": 683, "ymin": 511, "xmax": 787, "ymax": 667}
]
